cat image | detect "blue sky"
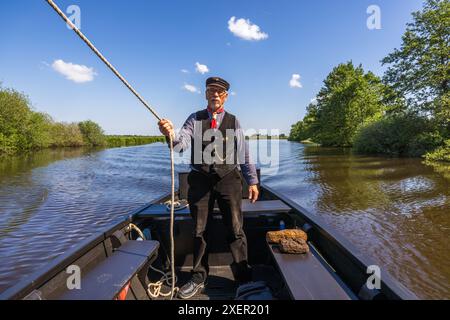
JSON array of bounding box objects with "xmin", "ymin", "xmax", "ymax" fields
[{"xmin": 0, "ymin": 0, "xmax": 424, "ymax": 135}]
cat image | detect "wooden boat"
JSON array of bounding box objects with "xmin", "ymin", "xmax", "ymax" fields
[{"xmin": 0, "ymin": 172, "xmax": 417, "ymax": 300}]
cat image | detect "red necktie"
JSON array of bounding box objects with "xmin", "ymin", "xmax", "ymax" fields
[{"xmin": 207, "ymin": 107, "xmax": 224, "ymax": 129}]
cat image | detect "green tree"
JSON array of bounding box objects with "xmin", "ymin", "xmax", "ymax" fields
[
  {"xmin": 425, "ymin": 139, "xmax": 450, "ymax": 162},
  {"xmin": 1, "ymin": 86, "xmax": 164, "ymax": 154},
  {"xmin": 288, "ymin": 102, "xmax": 320, "ymax": 142},
  {"xmin": 25, "ymin": 112, "xmax": 53, "ymax": 149},
  {"xmin": 78, "ymin": 120, "xmax": 106, "ymax": 146},
  {"xmin": 312, "ymin": 62, "xmax": 386, "ymax": 147},
  {"xmin": 0, "ymin": 87, "xmax": 53, "ymax": 153},
  {"xmin": 50, "ymin": 122, "xmax": 84, "ymax": 147},
  {"xmin": 289, "ymin": 120, "xmax": 304, "ymax": 141},
  {"xmin": 382, "ymin": 0, "xmax": 449, "ymax": 132},
  {"xmin": 0, "ymin": 88, "xmax": 30, "ymax": 144}
]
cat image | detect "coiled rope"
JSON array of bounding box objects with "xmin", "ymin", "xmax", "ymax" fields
[
  {"xmin": 129, "ymin": 223, "xmax": 179, "ymax": 298},
  {"xmin": 45, "ymin": 0, "xmax": 177, "ymax": 299}
]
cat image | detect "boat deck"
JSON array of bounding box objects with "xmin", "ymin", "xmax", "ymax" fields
[{"xmin": 153, "ymin": 265, "xmax": 290, "ymax": 300}]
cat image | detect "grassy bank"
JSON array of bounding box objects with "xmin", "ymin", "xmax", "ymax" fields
[
  {"xmin": 106, "ymin": 135, "xmax": 165, "ymax": 148},
  {"xmin": 0, "ymin": 86, "xmax": 165, "ymax": 155},
  {"xmin": 245, "ymin": 134, "xmax": 288, "ymax": 140}
]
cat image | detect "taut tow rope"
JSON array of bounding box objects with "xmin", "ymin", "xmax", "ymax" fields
[{"xmin": 45, "ymin": 0, "xmax": 177, "ymax": 299}]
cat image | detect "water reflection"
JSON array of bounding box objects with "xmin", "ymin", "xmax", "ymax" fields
[
  {"xmin": 267, "ymin": 143, "xmax": 450, "ymax": 299},
  {"xmin": 0, "ymin": 144, "xmax": 180, "ymax": 292}
]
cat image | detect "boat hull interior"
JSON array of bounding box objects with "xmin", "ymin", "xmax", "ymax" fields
[{"xmin": 0, "ymin": 172, "xmax": 417, "ymax": 301}]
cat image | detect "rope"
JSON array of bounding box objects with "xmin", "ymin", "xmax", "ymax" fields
[
  {"xmin": 164, "ymin": 199, "xmax": 189, "ymax": 212},
  {"xmin": 128, "ymin": 224, "xmax": 179, "ymax": 299},
  {"xmin": 169, "ymin": 137, "xmax": 176, "ymax": 299},
  {"xmin": 45, "ymin": 0, "xmax": 177, "ymax": 299},
  {"xmin": 147, "ymin": 265, "xmax": 179, "ymax": 298}
]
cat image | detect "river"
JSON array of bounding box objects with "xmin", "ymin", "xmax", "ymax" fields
[{"xmin": 0, "ymin": 141, "xmax": 449, "ymax": 299}]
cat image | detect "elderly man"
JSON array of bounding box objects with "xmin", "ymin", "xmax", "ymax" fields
[{"xmin": 158, "ymin": 77, "xmax": 259, "ymax": 299}]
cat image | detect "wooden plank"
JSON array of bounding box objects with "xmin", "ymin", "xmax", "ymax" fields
[
  {"xmin": 137, "ymin": 200, "xmax": 291, "ymax": 217},
  {"xmin": 58, "ymin": 240, "xmax": 159, "ymax": 300},
  {"xmin": 268, "ymin": 244, "xmax": 351, "ymax": 300},
  {"xmin": 240, "ymin": 199, "xmax": 291, "ymax": 214}
]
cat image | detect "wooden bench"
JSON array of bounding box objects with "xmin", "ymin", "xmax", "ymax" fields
[
  {"xmin": 58, "ymin": 240, "xmax": 159, "ymax": 300},
  {"xmin": 137, "ymin": 199, "xmax": 292, "ymax": 218},
  {"xmin": 267, "ymin": 241, "xmax": 352, "ymax": 300}
]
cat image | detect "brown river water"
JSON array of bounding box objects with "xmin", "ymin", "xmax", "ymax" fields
[{"xmin": 0, "ymin": 141, "xmax": 449, "ymax": 298}]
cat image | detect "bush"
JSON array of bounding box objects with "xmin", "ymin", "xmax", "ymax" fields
[
  {"xmin": 425, "ymin": 140, "xmax": 450, "ymax": 162},
  {"xmin": 25, "ymin": 112, "xmax": 53, "ymax": 149},
  {"xmin": 409, "ymin": 131, "xmax": 445, "ymax": 158},
  {"xmin": 353, "ymin": 113, "xmax": 443, "ymax": 157},
  {"xmin": 0, "ymin": 133, "xmax": 18, "ymax": 154},
  {"xmin": 78, "ymin": 120, "xmax": 106, "ymax": 146},
  {"xmin": 0, "ymin": 87, "xmax": 54, "ymax": 153},
  {"xmin": 50, "ymin": 123, "xmax": 85, "ymax": 147},
  {"xmin": 0, "ymin": 88, "xmax": 30, "ymax": 137},
  {"xmin": 289, "ymin": 120, "xmax": 309, "ymax": 141},
  {"xmin": 106, "ymin": 135, "xmax": 165, "ymax": 148},
  {"xmin": 0, "ymin": 86, "xmax": 174, "ymax": 154}
]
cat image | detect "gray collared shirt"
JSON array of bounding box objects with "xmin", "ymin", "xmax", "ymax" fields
[{"xmin": 170, "ymin": 109, "xmax": 259, "ymax": 186}]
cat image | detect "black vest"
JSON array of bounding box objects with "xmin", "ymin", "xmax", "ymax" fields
[{"xmin": 191, "ymin": 109, "xmax": 238, "ymax": 178}]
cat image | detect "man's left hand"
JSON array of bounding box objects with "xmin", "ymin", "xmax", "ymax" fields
[{"xmin": 248, "ymin": 185, "xmax": 259, "ymax": 203}]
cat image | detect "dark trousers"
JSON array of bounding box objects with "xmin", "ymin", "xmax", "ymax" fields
[{"xmin": 187, "ymin": 168, "xmax": 251, "ymax": 284}]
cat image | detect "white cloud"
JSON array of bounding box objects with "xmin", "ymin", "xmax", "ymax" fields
[
  {"xmin": 310, "ymin": 98, "xmax": 318, "ymax": 105},
  {"xmin": 183, "ymin": 84, "xmax": 200, "ymax": 94},
  {"xmin": 181, "ymin": 69, "xmax": 189, "ymax": 74},
  {"xmin": 228, "ymin": 16, "xmax": 268, "ymax": 41},
  {"xmin": 51, "ymin": 59, "xmax": 96, "ymax": 83},
  {"xmin": 195, "ymin": 62, "xmax": 209, "ymax": 74},
  {"xmin": 289, "ymin": 74, "xmax": 302, "ymax": 88}
]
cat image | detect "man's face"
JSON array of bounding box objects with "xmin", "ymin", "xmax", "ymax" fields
[{"xmin": 206, "ymin": 86, "xmax": 228, "ymax": 111}]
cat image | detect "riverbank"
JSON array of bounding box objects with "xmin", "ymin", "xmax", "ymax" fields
[
  {"xmin": 289, "ymin": 2, "xmax": 449, "ymax": 163},
  {"xmin": 106, "ymin": 135, "xmax": 165, "ymax": 148},
  {"xmin": 246, "ymin": 135, "xmax": 288, "ymax": 140},
  {"xmin": 0, "ymin": 136, "xmax": 166, "ymax": 161},
  {"xmin": 291, "ymin": 138, "xmax": 450, "ymax": 164},
  {"xmin": 291, "ymin": 139, "xmax": 450, "ymax": 185},
  {"xmin": 0, "ymin": 86, "xmax": 166, "ymax": 155}
]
